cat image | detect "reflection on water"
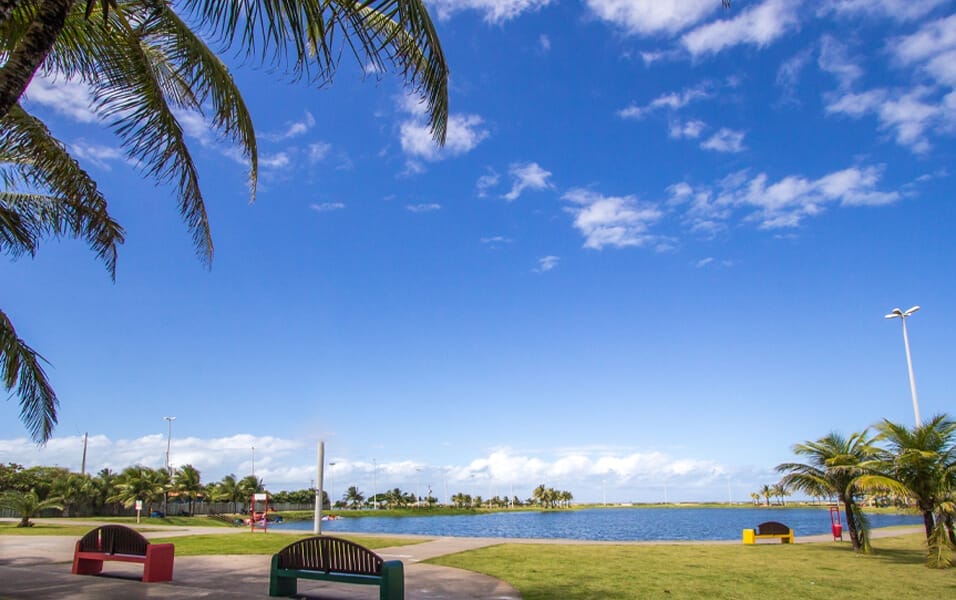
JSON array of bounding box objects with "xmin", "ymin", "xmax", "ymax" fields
[{"xmin": 272, "ymin": 507, "xmax": 921, "ymax": 541}]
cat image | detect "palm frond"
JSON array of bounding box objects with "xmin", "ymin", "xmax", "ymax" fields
[
  {"xmin": 0, "ymin": 309, "xmax": 58, "ymax": 444},
  {"xmin": 0, "ymin": 104, "xmax": 124, "ymax": 275},
  {"xmin": 79, "ymin": 6, "xmax": 214, "ymax": 264},
  {"xmin": 182, "ymin": 0, "xmax": 448, "ymax": 144}
]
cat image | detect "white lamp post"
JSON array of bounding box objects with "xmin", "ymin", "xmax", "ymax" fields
[
  {"xmin": 328, "ymin": 462, "xmax": 337, "ymax": 509},
  {"xmin": 885, "ymin": 305, "xmax": 922, "ymax": 427},
  {"xmin": 251, "ymin": 446, "xmax": 256, "ymax": 478},
  {"xmin": 163, "ymin": 416, "xmax": 176, "ymax": 516}
]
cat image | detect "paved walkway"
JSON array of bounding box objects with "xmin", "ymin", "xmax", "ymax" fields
[{"xmin": 0, "ymin": 520, "xmax": 924, "ymax": 599}]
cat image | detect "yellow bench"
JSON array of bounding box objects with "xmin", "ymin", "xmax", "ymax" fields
[{"xmin": 742, "ymin": 521, "xmax": 794, "ymax": 544}]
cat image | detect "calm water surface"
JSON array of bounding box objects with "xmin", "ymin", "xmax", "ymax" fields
[{"xmin": 273, "ymin": 508, "xmax": 921, "ymax": 541}]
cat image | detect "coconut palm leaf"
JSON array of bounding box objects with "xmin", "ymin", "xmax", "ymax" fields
[
  {"xmin": 0, "ymin": 309, "xmax": 58, "ymax": 444},
  {"xmin": 1, "ymin": 103, "xmax": 124, "ymax": 275},
  {"xmin": 181, "ymin": 0, "xmax": 448, "ymax": 143}
]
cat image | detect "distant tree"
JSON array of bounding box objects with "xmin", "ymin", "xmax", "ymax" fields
[
  {"xmin": 759, "ymin": 484, "xmax": 773, "ymax": 507},
  {"xmin": 173, "ymin": 465, "xmax": 202, "ymax": 515},
  {"xmin": 343, "ymin": 486, "xmax": 365, "ymax": 509},
  {"xmin": 51, "ymin": 472, "xmax": 93, "ymax": 516},
  {"xmin": 109, "ymin": 466, "xmax": 167, "ymax": 515},
  {"xmin": 749, "ymin": 492, "xmax": 760, "ymax": 506},
  {"xmin": 92, "ymin": 468, "xmax": 120, "ymax": 515},
  {"xmin": 0, "ymin": 489, "xmax": 62, "ymax": 526},
  {"xmin": 211, "ymin": 474, "xmax": 244, "ymax": 512}
]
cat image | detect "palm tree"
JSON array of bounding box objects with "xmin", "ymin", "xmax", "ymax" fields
[
  {"xmin": 759, "ymin": 484, "xmax": 773, "ymax": 507},
  {"xmin": 51, "ymin": 472, "xmax": 94, "ymax": 516},
  {"xmin": 109, "ymin": 466, "xmax": 166, "ymax": 515},
  {"xmin": 92, "ymin": 467, "xmax": 119, "ymax": 515},
  {"xmin": 173, "ymin": 464, "xmax": 202, "ymax": 515},
  {"xmin": 0, "ymin": 489, "xmax": 63, "ymax": 526},
  {"xmin": 749, "ymin": 492, "xmax": 760, "ymax": 506},
  {"xmin": 862, "ymin": 416, "xmax": 956, "ymax": 566},
  {"xmin": 342, "ymin": 485, "xmax": 364, "ymax": 509},
  {"xmin": 1, "ymin": 0, "xmax": 450, "ymax": 443},
  {"xmin": 776, "ymin": 431, "xmax": 878, "ymax": 552},
  {"xmin": 211, "ymin": 474, "xmax": 244, "ymax": 513}
]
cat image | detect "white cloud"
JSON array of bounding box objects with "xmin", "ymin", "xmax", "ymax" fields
[
  {"xmin": 827, "ymin": 86, "xmax": 947, "ymax": 153},
  {"xmin": 406, "ymin": 203, "xmax": 441, "ymax": 213},
  {"xmin": 400, "ymin": 114, "xmax": 489, "ymax": 162},
  {"xmin": 480, "ymin": 235, "xmax": 513, "ymax": 245},
  {"xmin": 308, "ymin": 142, "xmax": 332, "ymax": 163},
  {"xmin": 776, "ymin": 47, "xmax": 813, "ymax": 102},
  {"xmin": 429, "ymin": 0, "xmax": 552, "ymax": 23},
  {"xmin": 562, "ymin": 188, "xmax": 664, "ymax": 250},
  {"xmin": 503, "ymin": 162, "xmax": 553, "ymax": 201},
  {"xmin": 681, "ymin": 0, "xmax": 801, "ymax": 57},
  {"xmin": 818, "ymin": 35, "xmax": 863, "ymax": 89},
  {"xmin": 618, "ymin": 84, "xmax": 712, "ymax": 119},
  {"xmin": 892, "ymin": 14, "xmax": 956, "ymax": 87},
  {"xmin": 263, "ymin": 112, "xmax": 315, "ymax": 141},
  {"xmin": 820, "ymin": 0, "xmax": 947, "ymax": 22},
  {"xmin": 539, "ymin": 34, "xmax": 551, "ymax": 52},
  {"xmin": 695, "ymin": 257, "xmax": 715, "ymax": 268},
  {"xmin": 585, "ymin": 0, "xmax": 718, "ymax": 36},
  {"xmin": 310, "ymin": 202, "xmax": 345, "ymax": 212},
  {"xmin": 476, "ymin": 169, "xmax": 501, "ymax": 197},
  {"xmin": 69, "ymin": 141, "xmax": 125, "ymax": 170},
  {"xmin": 672, "ymin": 165, "xmax": 900, "ymax": 231},
  {"xmin": 535, "ymin": 255, "xmax": 560, "ymax": 272},
  {"xmin": 701, "ymin": 128, "xmax": 746, "ymax": 152},
  {"xmin": 23, "ymin": 74, "xmax": 98, "ymax": 123},
  {"xmin": 261, "ymin": 152, "xmax": 291, "ymax": 169},
  {"xmin": 669, "ymin": 119, "xmax": 707, "ymax": 139}
]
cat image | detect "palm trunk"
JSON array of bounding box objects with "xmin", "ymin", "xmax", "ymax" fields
[
  {"xmin": 922, "ymin": 509, "xmax": 935, "ymax": 540},
  {"xmin": 841, "ymin": 498, "xmax": 861, "ymax": 551},
  {"xmin": 0, "ymin": 0, "xmax": 76, "ymax": 120}
]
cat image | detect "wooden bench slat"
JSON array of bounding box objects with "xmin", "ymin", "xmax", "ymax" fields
[{"xmin": 269, "ymin": 536, "xmax": 402, "ymax": 599}]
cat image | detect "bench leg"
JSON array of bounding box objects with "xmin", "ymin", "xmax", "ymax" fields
[
  {"xmin": 381, "ymin": 561, "xmax": 404, "ymax": 600},
  {"xmin": 143, "ymin": 544, "xmax": 175, "ymax": 582},
  {"xmin": 269, "ymin": 573, "xmax": 297, "ymax": 597},
  {"xmin": 72, "ymin": 555, "xmax": 104, "ymax": 576}
]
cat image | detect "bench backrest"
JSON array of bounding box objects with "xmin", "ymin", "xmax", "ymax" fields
[
  {"xmin": 756, "ymin": 521, "xmax": 791, "ymax": 535},
  {"xmin": 77, "ymin": 525, "xmax": 149, "ymax": 556},
  {"xmin": 275, "ymin": 536, "xmax": 383, "ymax": 576}
]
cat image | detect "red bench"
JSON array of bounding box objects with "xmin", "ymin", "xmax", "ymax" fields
[{"xmin": 72, "ymin": 524, "xmax": 174, "ymax": 582}]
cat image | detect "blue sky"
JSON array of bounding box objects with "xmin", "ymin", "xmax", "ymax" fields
[{"xmin": 3, "ymin": 0, "xmax": 956, "ymax": 503}]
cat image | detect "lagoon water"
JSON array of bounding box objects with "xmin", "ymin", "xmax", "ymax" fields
[{"xmin": 273, "ymin": 507, "xmax": 922, "ymax": 541}]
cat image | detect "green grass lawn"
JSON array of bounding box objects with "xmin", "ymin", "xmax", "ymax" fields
[
  {"xmin": 429, "ymin": 534, "xmax": 956, "ymax": 600},
  {"xmin": 0, "ymin": 522, "xmax": 102, "ymax": 536},
  {"xmin": 148, "ymin": 532, "xmax": 428, "ymax": 555}
]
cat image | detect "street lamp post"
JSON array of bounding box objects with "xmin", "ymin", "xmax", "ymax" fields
[
  {"xmin": 163, "ymin": 416, "xmax": 176, "ymax": 516},
  {"xmin": 251, "ymin": 446, "xmax": 256, "ymax": 478},
  {"xmin": 885, "ymin": 305, "xmax": 922, "ymax": 427},
  {"xmin": 328, "ymin": 462, "xmax": 336, "ymax": 509}
]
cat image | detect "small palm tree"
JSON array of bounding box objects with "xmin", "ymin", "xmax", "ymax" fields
[
  {"xmin": 173, "ymin": 464, "xmax": 203, "ymax": 515},
  {"xmin": 0, "ymin": 490, "xmax": 63, "ymax": 527},
  {"xmin": 776, "ymin": 431, "xmax": 878, "ymax": 552},
  {"xmin": 861, "ymin": 415, "xmax": 956, "ymax": 567},
  {"xmin": 343, "ymin": 485, "xmax": 364, "ymax": 509}
]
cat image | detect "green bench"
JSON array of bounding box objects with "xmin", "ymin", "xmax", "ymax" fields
[{"xmin": 269, "ymin": 535, "xmax": 403, "ymax": 599}]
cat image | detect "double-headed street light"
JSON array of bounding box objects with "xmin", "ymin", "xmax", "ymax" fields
[
  {"xmin": 163, "ymin": 416, "xmax": 176, "ymax": 476},
  {"xmin": 884, "ymin": 305, "xmax": 921, "ymax": 427}
]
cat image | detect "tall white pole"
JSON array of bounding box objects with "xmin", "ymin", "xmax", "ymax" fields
[
  {"xmin": 900, "ymin": 317, "xmax": 922, "ymax": 427},
  {"xmin": 886, "ymin": 306, "xmax": 922, "ymax": 427},
  {"xmin": 314, "ymin": 441, "xmax": 324, "ymax": 535}
]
